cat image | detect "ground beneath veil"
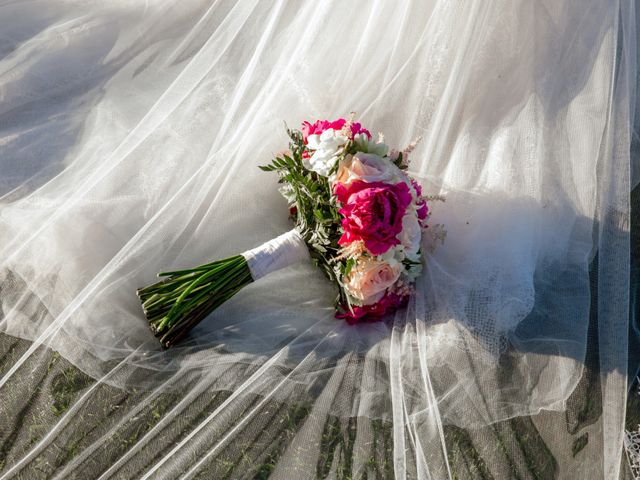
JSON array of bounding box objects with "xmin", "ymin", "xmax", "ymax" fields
[
  {"xmin": 0, "ymin": 188, "xmax": 638, "ymax": 479},
  {"xmin": 0, "ymin": 334, "xmax": 637, "ymax": 479}
]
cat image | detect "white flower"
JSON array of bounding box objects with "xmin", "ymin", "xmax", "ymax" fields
[
  {"xmin": 303, "ymin": 128, "xmax": 348, "ymax": 176},
  {"xmin": 353, "ymin": 133, "xmax": 389, "ymax": 157},
  {"xmin": 398, "ymin": 213, "xmax": 422, "ymax": 260},
  {"xmin": 333, "ymin": 152, "xmax": 402, "ymax": 186},
  {"xmin": 377, "ymin": 246, "xmax": 405, "ymax": 264},
  {"xmin": 404, "ymin": 263, "xmax": 423, "ymax": 281}
]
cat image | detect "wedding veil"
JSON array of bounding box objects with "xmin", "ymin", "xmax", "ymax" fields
[{"xmin": 0, "ymin": 1, "xmax": 638, "ymax": 478}]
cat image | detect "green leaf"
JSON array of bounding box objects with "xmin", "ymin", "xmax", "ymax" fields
[
  {"xmin": 259, "ymin": 126, "xmax": 349, "ymax": 302},
  {"xmin": 344, "ymin": 258, "xmax": 355, "ymax": 276}
]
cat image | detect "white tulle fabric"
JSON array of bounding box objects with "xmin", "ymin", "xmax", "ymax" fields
[{"xmin": 0, "ymin": 0, "xmax": 637, "ymax": 478}]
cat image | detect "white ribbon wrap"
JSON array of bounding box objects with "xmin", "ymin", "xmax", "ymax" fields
[{"xmin": 242, "ymin": 229, "xmax": 310, "ymax": 281}]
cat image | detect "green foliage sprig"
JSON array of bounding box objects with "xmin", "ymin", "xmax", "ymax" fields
[{"xmin": 260, "ymin": 126, "xmax": 350, "ymax": 307}]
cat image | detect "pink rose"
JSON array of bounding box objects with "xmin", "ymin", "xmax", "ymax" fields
[
  {"xmin": 301, "ymin": 119, "xmax": 371, "ymax": 144},
  {"xmin": 343, "ymin": 257, "xmax": 402, "ymax": 305},
  {"xmin": 335, "ymin": 181, "xmax": 413, "ymax": 255},
  {"xmin": 336, "ymin": 292, "xmax": 408, "ymax": 324}
]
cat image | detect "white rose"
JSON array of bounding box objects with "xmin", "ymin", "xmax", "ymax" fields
[
  {"xmin": 398, "ymin": 213, "xmax": 422, "ymax": 258},
  {"xmin": 333, "ymin": 152, "xmax": 401, "ymax": 185},
  {"xmin": 303, "ymin": 128, "xmax": 348, "ymax": 176}
]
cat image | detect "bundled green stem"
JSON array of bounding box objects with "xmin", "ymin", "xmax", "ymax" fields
[{"xmin": 137, "ymin": 255, "xmax": 253, "ymax": 348}]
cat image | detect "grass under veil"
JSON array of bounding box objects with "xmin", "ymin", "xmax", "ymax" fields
[{"xmin": 137, "ymin": 255, "xmax": 253, "ymax": 348}]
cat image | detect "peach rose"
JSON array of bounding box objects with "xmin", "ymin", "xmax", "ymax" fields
[
  {"xmin": 344, "ymin": 257, "xmax": 402, "ymax": 305},
  {"xmin": 334, "ymin": 153, "xmax": 399, "ymax": 186}
]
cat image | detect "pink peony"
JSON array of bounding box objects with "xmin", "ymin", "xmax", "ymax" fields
[
  {"xmin": 336, "ymin": 292, "xmax": 408, "ymax": 324},
  {"xmin": 335, "ymin": 181, "xmax": 413, "ymax": 255},
  {"xmin": 301, "ymin": 119, "xmax": 371, "ymax": 144}
]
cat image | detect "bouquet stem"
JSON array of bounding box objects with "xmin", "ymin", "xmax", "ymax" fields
[
  {"xmin": 137, "ymin": 229, "xmax": 309, "ymax": 348},
  {"xmin": 138, "ymin": 255, "xmax": 253, "ymax": 348}
]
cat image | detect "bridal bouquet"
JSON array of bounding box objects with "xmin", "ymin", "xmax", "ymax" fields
[{"xmin": 138, "ymin": 116, "xmax": 439, "ymax": 348}]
